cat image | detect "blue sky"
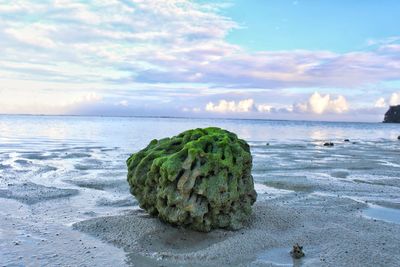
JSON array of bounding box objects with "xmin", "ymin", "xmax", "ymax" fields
[
  {"xmin": 0, "ymin": 0, "xmax": 400, "ymax": 121},
  {"xmin": 223, "ymin": 0, "xmax": 400, "ymax": 52}
]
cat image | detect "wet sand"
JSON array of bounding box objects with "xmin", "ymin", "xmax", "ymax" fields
[
  {"xmin": 2, "ymin": 116, "xmax": 400, "ymax": 266},
  {"xmin": 74, "ymin": 191, "xmax": 400, "ymax": 266}
]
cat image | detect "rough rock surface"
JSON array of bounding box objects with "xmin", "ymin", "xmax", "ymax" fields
[
  {"xmin": 126, "ymin": 127, "xmax": 257, "ymax": 232},
  {"xmin": 383, "ymin": 105, "xmax": 400, "ymax": 123}
]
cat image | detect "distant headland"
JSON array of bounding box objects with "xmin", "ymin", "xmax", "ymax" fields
[{"xmin": 383, "ymin": 105, "xmax": 400, "ymax": 123}]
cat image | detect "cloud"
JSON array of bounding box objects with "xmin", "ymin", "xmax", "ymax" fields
[
  {"xmin": 389, "ymin": 92, "xmax": 400, "ymax": 106},
  {"xmin": 134, "ymin": 48, "xmax": 400, "ymax": 89},
  {"xmin": 69, "ymin": 92, "xmax": 102, "ymax": 105},
  {"xmin": 0, "ymin": 0, "xmax": 399, "ymax": 120},
  {"xmin": 0, "ymin": 0, "xmax": 237, "ymax": 82},
  {"xmin": 204, "ymin": 92, "xmax": 349, "ymax": 115},
  {"xmin": 367, "ymin": 36, "xmax": 400, "ymax": 46},
  {"xmin": 294, "ymin": 92, "xmax": 349, "ymax": 114},
  {"xmin": 379, "ymin": 44, "xmax": 400, "ymax": 53},
  {"xmin": 182, "ymin": 107, "xmax": 201, "ymax": 112},
  {"xmin": 204, "ymin": 92, "xmax": 349, "ymax": 116},
  {"xmin": 256, "ymin": 104, "xmax": 273, "ymax": 113},
  {"xmin": 1, "ymin": 0, "xmax": 400, "ymax": 92},
  {"xmin": 4, "ymin": 23, "xmax": 57, "ymax": 48},
  {"xmin": 375, "ymin": 97, "xmax": 386, "ymax": 108},
  {"xmin": 117, "ymin": 100, "xmax": 129, "ymax": 107},
  {"xmin": 0, "ymin": 90, "xmax": 102, "ymax": 115},
  {"xmin": 206, "ymin": 99, "xmax": 255, "ymax": 113},
  {"xmin": 373, "ymin": 92, "xmax": 400, "ymax": 108}
]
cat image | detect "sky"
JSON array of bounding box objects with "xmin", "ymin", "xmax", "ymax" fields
[{"xmin": 0, "ymin": 0, "xmax": 400, "ymax": 122}]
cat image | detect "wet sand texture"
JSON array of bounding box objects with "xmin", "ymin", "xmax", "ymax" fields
[
  {"xmin": 74, "ymin": 193, "xmax": 400, "ymax": 266},
  {"xmin": 0, "ymin": 182, "xmax": 79, "ymax": 204}
]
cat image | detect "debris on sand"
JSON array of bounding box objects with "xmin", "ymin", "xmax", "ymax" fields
[{"xmin": 290, "ymin": 243, "xmax": 305, "ymax": 259}]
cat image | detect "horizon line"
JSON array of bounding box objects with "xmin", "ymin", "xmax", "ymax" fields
[{"xmin": 0, "ymin": 113, "xmax": 382, "ymax": 124}]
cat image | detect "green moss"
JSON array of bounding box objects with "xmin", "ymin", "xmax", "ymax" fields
[{"xmin": 126, "ymin": 127, "xmax": 257, "ymax": 232}]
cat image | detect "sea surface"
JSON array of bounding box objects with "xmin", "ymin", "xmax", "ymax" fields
[{"xmin": 1, "ymin": 115, "xmax": 400, "ymax": 266}]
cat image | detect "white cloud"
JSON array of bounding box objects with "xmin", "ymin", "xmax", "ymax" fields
[
  {"xmin": 294, "ymin": 102, "xmax": 308, "ymax": 113},
  {"xmin": 1, "ymin": 0, "xmax": 400, "ymax": 92},
  {"xmin": 118, "ymin": 100, "xmax": 129, "ymax": 106},
  {"xmin": 70, "ymin": 92, "xmax": 102, "ymax": 105},
  {"xmin": 0, "ymin": 0, "xmax": 399, "ymax": 119},
  {"xmin": 380, "ymin": 44, "xmax": 400, "ymax": 53},
  {"xmin": 5, "ymin": 23, "xmax": 57, "ymax": 48},
  {"xmin": 204, "ymin": 93, "xmax": 350, "ymax": 115},
  {"xmin": 375, "ymin": 97, "xmax": 386, "ymax": 108},
  {"xmin": 328, "ymin": 95, "xmax": 349, "ymax": 113},
  {"xmin": 372, "ymin": 92, "xmax": 400, "ymax": 109},
  {"xmin": 183, "ymin": 107, "xmax": 202, "ymax": 112},
  {"xmin": 308, "ymin": 92, "xmax": 330, "ymax": 114},
  {"xmin": 389, "ymin": 92, "xmax": 400, "ymax": 106},
  {"xmin": 256, "ymin": 104, "xmax": 273, "ymax": 113},
  {"xmin": 294, "ymin": 92, "xmax": 349, "ymax": 114},
  {"xmin": 206, "ymin": 99, "xmax": 254, "ymax": 113},
  {"xmin": 0, "ymin": 90, "xmax": 102, "ymax": 115}
]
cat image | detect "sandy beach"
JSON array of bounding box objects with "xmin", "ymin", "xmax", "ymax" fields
[
  {"xmin": 73, "ymin": 188, "xmax": 400, "ymax": 266},
  {"xmin": 1, "ymin": 116, "xmax": 400, "ymax": 266}
]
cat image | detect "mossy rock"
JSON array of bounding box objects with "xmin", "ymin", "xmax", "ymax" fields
[{"xmin": 126, "ymin": 127, "xmax": 257, "ymax": 232}]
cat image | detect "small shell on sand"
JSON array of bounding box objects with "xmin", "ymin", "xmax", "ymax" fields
[{"xmin": 290, "ymin": 243, "xmax": 305, "ymax": 259}]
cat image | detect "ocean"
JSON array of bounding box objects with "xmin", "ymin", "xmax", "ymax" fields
[{"xmin": 1, "ymin": 115, "xmax": 399, "ymax": 266}]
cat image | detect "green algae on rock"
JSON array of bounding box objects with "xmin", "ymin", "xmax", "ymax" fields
[{"xmin": 126, "ymin": 127, "xmax": 257, "ymax": 232}]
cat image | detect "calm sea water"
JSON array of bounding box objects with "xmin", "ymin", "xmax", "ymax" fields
[
  {"xmin": 1, "ymin": 115, "xmax": 399, "ymax": 149},
  {"xmin": 1, "ymin": 114, "xmax": 400, "ymax": 201},
  {"xmin": 0, "ymin": 115, "xmax": 399, "ymax": 265},
  {"xmin": 1, "ymin": 114, "xmax": 400, "ymax": 190}
]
